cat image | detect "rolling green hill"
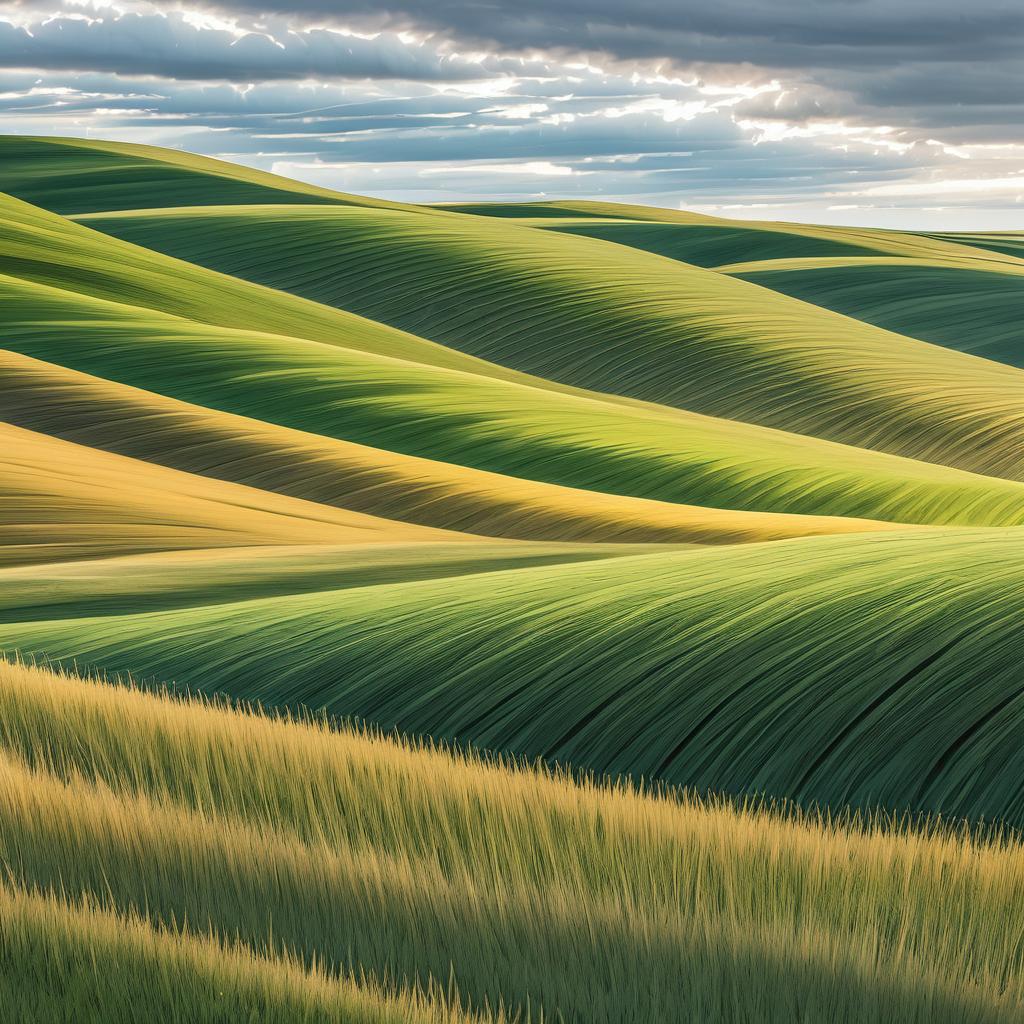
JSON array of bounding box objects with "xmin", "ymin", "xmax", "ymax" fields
[
  {"xmin": 440, "ymin": 201, "xmax": 1024, "ymax": 370},
  {"xmin": 725, "ymin": 260, "xmax": 1024, "ymax": 368},
  {"xmin": 0, "ymin": 135, "xmax": 417, "ymax": 214},
  {"xmin": 73, "ymin": 202, "xmax": 1024, "ymax": 483},
  {"xmin": 510, "ymin": 205, "xmax": 1024, "ymax": 370},
  {"xmin": 8, "ymin": 215, "xmax": 1024, "ymax": 528},
  {"xmin": 0, "ymin": 417, "xmax": 470, "ymax": 566},
  {"xmin": 0, "ymin": 350, "xmax": 906, "ymax": 545},
  {"xmin": 2, "ymin": 132, "xmax": 1024, "ymax": 1020},
  {"xmin": 3, "ymin": 133, "xmax": 1024, "ymax": 810}
]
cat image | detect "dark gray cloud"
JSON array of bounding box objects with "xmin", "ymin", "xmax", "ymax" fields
[
  {"xmin": 183, "ymin": 0, "xmax": 1024, "ymax": 61},
  {"xmin": 3, "ymin": 1, "xmax": 1022, "ymax": 140},
  {"xmin": 184, "ymin": 0, "xmax": 1024, "ymax": 140},
  {"xmin": 0, "ymin": 9, "xmax": 526, "ymax": 81}
]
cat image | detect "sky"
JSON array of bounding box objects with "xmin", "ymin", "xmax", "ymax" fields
[{"xmin": 1, "ymin": 0, "xmax": 1023, "ymax": 228}]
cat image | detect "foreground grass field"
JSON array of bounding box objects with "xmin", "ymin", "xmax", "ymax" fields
[
  {"xmin": 2, "ymin": 133, "xmax": 1024, "ymax": 1018},
  {"xmin": 1, "ymin": 659, "xmax": 1023, "ymax": 1023}
]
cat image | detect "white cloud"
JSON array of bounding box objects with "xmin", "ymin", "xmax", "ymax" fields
[
  {"xmin": 483, "ymin": 102, "xmax": 548, "ymax": 119},
  {"xmin": 598, "ymin": 97, "xmax": 709, "ymax": 122},
  {"xmin": 853, "ymin": 175, "xmax": 1024, "ymax": 197},
  {"xmin": 419, "ymin": 160, "xmax": 584, "ymax": 176}
]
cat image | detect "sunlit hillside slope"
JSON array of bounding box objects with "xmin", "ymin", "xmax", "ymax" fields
[
  {"xmin": 5, "ymin": 527, "xmax": 1024, "ymax": 827},
  {"xmin": 9, "ymin": 196, "xmax": 1024, "ymax": 527},
  {"xmin": 72, "ymin": 202, "xmax": 1024, "ymax": 482}
]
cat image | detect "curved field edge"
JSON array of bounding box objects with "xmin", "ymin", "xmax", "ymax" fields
[
  {"xmin": 0, "ymin": 189, "xmax": 642, "ymax": 399},
  {"xmin": 0, "ymin": 418, "xmax": 480, "ymax": 567},
  {"xmin": 0, "ymin": 659, "xmax": 1022, "ymax": 1023},
  {"xmin": 721, "ymin": 260, "xmax": 1024, "ymax": 370},
  {"xmin": 0, "ymin": 885, "xmax": 473, "ymax": 1024},
  {"xmin": 4, "ymin": 528, "xmax": 1024, "ymax": 827},
  {"xmin": 0, "ymin": 542, "xmax": 670, "ymax": 622},
  {"xmin": 0, "ymin": 350, "xmax": 912, "ymax": 545},
  {"xmin": 8, "ymin": 277, "xmax": 1024, "ymax": 530},
  {"xmin": 0, "ymin": 135, "xmax": 422, "ymax": 214},
  {"xmin": 443, "ymin": 199, "xmax": 1024, "ymax": 269}
]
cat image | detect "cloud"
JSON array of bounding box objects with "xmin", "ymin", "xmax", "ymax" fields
[
  {"xmin": 0, "ymin": 8, "xmax": 527, "ymax": 82},
  {"xmin": 173, "ymin": 0, "xmax": 1024, "ymax": 143},
  {"xmin": 417, "ymin": 160, "xmax": 585, "ymax": 176},
  {"xmin": 0, "ymin": 2, "xmax": 1022, "ymax": 227},
  {"xmin": 7, "ymin": 1, "xmax": 1023, "ymax": 143},
  {"xmin": 855, "ymin": 175, "xmax": 1024, "ymax": 198},
  {"xmin": 0, "ymin": 63, "xmax": 925, "ymax": 205}
]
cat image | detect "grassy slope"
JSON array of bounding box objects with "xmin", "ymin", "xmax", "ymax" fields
[
  {"xmin": 11, "ymin": 272, "xmax": 1024, "ymax": 530},
  {"xmin": 723, "ymin": 257, "xmax": 1024, "ymax": 369},
  {"xmin": 4, "ymin": 138, "xmax": 1024, "ymax": 818},
  {"xmin": 0, "ymin": 350, "xmax": 902, "ymax": 545},
  {"xmin": 22, "ymin": 190, "xmax": 1024, "ymax": 535},
  {"xmin": 0, "ymin": 886, "xmax": 470, "ymax": 1024},
  {"xmin": 476, "ymin": 203, "xmax": 1024, "ymax": 370},
  {"xmin": 0, "ymin": 135, "xmax": 418, "ymax": 214},
  {"xmin": 0, "ymin": 418, "xmax": 473, "ymax": 567},
  {"xmin": 510, "ymin": 214, "xmax": 891, "ymax": 265},
  {"xmin": 0, "ymin": 659, "xmax": 1022, "ymax": 1023},
  {"xmin": 5, "ymin": 528, "xmax": 1024, "ymax": 827},
  {"xmin": 74, "ymin": 202, "xmax": 1024, "ymax": 482},
  {"xmin": 2, "ymin": 139, "xmax": 1024, "ymax": 1019},
  {"xmin": 0, "ymin": 191, "xmax": 559, "ymax": 386}
]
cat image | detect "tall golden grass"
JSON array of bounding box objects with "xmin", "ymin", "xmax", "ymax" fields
[{"xmin": 0, "ymin": 658, "xmax": 1021, "ymax": 1022}]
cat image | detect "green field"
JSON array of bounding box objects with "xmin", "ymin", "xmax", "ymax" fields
[{"xmin": 2, "ymin": 133, "xmax": 1024, "ymax": 1020}]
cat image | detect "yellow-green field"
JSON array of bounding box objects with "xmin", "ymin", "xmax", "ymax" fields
[{"xmin": 2, "ymin": 133, "xmax": 1024, "ymax": 1020}]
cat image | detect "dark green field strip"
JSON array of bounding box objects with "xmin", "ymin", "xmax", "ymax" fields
[
  {"xmin": 928, "ymin": 232, "xmax": 1024, "ymax": 259},
  {"xmin": 733, "ymin": 263, "xmax": 1024, "ymax": 368},
  {"xmin": 439, "ymin": 198, "xmax": 1024, "ymax": 262},
  {"xmin": 435, "ymin": 202, "xmax": 632, "ymax": 219},
  {"xmin": 5, "ymin": 528, "xmax": 1024, "ymax": 828},
  {"xmin": 76, "ymin": 204, "xmax": 1024, "ymax": 483},
  {"xmin": 541, "ymin": 219, "xmax": 883, "ymax": 266}
]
